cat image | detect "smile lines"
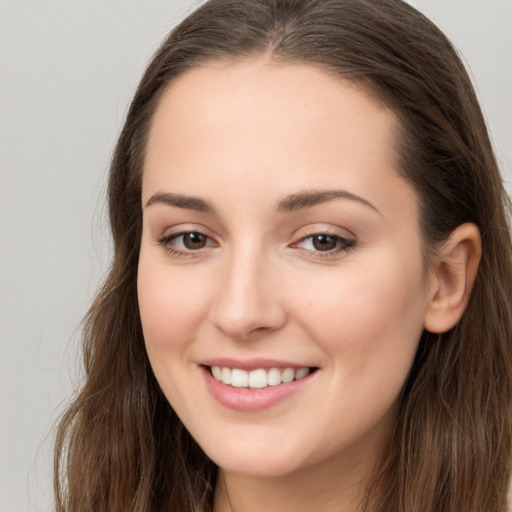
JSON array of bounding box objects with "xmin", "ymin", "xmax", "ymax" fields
[{"xmin": 210, "ymin": 366, "xmax": 313, "ymax": 389}]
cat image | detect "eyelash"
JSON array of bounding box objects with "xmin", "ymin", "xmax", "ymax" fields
[
  {"xmin": 294, "ymin": 232, "xmax": 357, "ymax": 257},
  {"xmin": 156, "ymin": 231, "xmax": 356, "ymax": 258},
  {"xmin": 157, "ymin": 231, "xmax": 216, "ymax": 257}
]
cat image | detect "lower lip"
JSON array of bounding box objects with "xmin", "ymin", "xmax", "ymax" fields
[{"xmin": 201, "ymin": 366, "xmax": 315, "ymax": 412}]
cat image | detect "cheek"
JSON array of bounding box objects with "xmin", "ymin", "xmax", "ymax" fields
[
  {"xmin": 290, "ymin": 253, "xmax": 426, "ymax": 375},
  {"xmin": 292, "ymin": 259, "xmax": 425, "ymax": 439},
  {"xmin": 137, "ymin": 260, "xmax": 209, "ymax": 359},
  {"xmin": 137, "ymin": 260, "xmax": 213, "ymax": 415}
]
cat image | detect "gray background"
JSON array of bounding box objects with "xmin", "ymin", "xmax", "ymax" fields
[{"xmin": 1, "ymin": 1, "xmax": 511, "ymax": 510}]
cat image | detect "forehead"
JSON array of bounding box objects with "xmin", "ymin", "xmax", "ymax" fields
[
  {"xmin": 143, "ymin": 59, "xmax": 414, "ymax": 222},
  {"xmin": 146, "ymin": 59, "xmax": 397, "ymax": 157}
]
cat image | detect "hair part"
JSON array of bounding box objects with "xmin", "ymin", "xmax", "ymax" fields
[{"xmin": 55, "ymin": 1, "xmax": 512, "ymax": 511}]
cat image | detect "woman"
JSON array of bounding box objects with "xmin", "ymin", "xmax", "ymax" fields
[{"xmin": 54, "ymin": 0, "xmax": 512, "ymax": 511}]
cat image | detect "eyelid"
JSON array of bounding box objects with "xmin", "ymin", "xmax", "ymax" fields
[
  {"xmin": 290, "ymin": 225, "xmax": 357, "ymax": 257},
  {"xmin": 156, "ymin": 223, "xmax": 217, "ymax": 242},
  {"xmin": 156, "ymin": 225, "xmax": 219, "ymax": 257},
  {"xmin": 162, "ymin": 231, "xmax": 217, "ymax": 246},
  {"xmin": 155, "ymin": 224, "xmax": 356, "ymax": 258},
  {"xmin": 291, "ymin": 224, "xmax": 355, "ymax": 243}
]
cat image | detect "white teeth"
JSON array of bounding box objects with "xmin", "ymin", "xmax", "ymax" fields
[
  {"xmin": 221, "ymin": 367, "xmax": 231, "ymax": 385},
  {"xmin": 211, "ymin": 366, "xmax": 222, "ymax": 380},
  {"xmin": 210, "ymin": 366, "xmax": 312, "ymax": 388},
  {"xmin": 281, "ymin": 368, "xmax": 295, "ymax": 383},
  {"xmin": 295, "ymin": 367, "xmax": 310, "ymax": 380},
  {"xmin": 248, "ymin": 369, "xmax": 267, "ymax": 388},
  {"xmin": 230, "ymin": 368, "xmax": 249, "ymax": 388},
  {"xmin": 267, "ymin": 367, "xmax": 282, "ymax": 386}
]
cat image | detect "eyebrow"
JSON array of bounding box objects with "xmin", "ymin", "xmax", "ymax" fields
[
  {"xmin": 276, "ymin": 189, "xmax": 380, "ymax": 214},
  {"xmin": 144, "ymin": 188, "xmax": 380, "ymax": 215},
  {"xmin": 145, "ymin": 192, "xmax": 215, "ymax": 213}
]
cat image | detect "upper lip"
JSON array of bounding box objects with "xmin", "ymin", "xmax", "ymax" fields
[{"xmin": 200, "ymin": 358, "xmax": 316, "ymax": 372}]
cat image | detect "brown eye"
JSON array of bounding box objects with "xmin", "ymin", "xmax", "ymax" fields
[
  {"xmin": 311, "ymin": 234, "xmax": 338, "ymax": 251},
  {"xmin": 295, "ymin": 232, "xmax": 356, "ymax": 256},
  {"xmin": 182, "ymin": 232, "xmax": 208, "ymax": 250},
  {"xmin": 157, "ymin": 231, "xmax": 216, "ymax": 256}
]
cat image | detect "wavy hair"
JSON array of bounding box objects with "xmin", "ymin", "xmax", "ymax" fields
[{"xmin": 54, "ymin": 1, "xmax": 512, "ymax": 510}]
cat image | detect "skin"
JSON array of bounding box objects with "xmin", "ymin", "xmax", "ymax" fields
[{"xmin": 137, "ymin": 59, "xmax": 480, "ymax": 512}]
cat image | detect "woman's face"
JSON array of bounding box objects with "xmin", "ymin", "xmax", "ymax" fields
[{"xmin": 138, "ymin": 60, "xmax": 431, "ymax": 478}]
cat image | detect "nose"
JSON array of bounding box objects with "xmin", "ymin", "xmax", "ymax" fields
[{"xmin": 209, "ymin": 248, "xmax": 287, "ymax": 340}]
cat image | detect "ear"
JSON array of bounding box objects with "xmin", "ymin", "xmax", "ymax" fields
[{"xmin": 423, "ymin": 223, "xmax": 481, "ymax": 334}]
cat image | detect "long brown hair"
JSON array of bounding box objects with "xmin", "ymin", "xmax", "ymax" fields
[{"xmin": 54, "ymin": 1, "xmax": 512, "ymax": 511}]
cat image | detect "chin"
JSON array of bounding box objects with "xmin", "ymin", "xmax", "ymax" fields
[
  {"xmin": 215, "ymin": 456, "xmax": 304, "ymax": 479},
  {"xmin": 199, "ymin": 435, "xmax": 308, "ymax": 478}
]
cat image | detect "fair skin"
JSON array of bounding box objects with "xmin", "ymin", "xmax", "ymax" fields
[{"xmin": 137, "ymin": 59, "xmax": 480, "ymax": 512}]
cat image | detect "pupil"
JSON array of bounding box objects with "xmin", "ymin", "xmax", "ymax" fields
[
  {"xmin": 184, "ymin": 232, "xmax": 206, "ymax": 249},
  {"xmin": 313, "ymin": 234, "xmax": 337, "ymax": 251}
]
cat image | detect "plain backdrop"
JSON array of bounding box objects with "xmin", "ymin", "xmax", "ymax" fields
[{"xmin": 1, "ymin": 1, "xmax": 511, "ymax": 510}]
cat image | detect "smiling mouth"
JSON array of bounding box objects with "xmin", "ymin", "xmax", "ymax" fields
[{"xmin": 207, "ymin": 366, "xmax": 317, "ymax": 389}]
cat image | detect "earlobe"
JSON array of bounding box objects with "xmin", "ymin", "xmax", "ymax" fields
[{"xmin": 423, "ymin": 223, "xmax": 481, "ymax": 334}]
